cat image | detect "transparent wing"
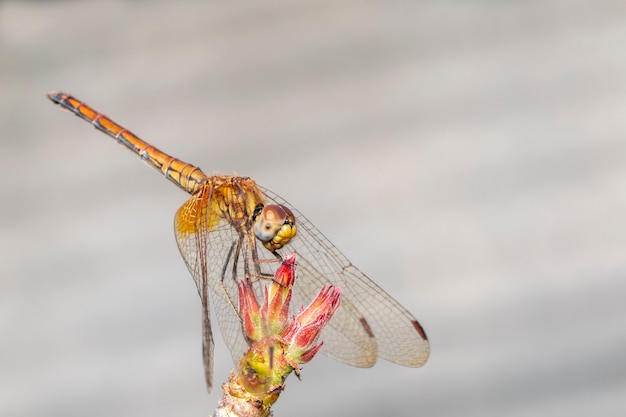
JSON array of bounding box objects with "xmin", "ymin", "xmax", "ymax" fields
[
  {"xmin": 260, "ymin": 186, "xmax": 430, "ymax": 368},
  {"xmin": 173, "ymin": 178, "xmax": 274, "ymax": 392},
  {"xmin": 174, "ymin": 184, "xmax": 249, "ymax": 393},
  {"xmin": 175, "ymin": 179, "xmax": 429, "ymax": 395}
]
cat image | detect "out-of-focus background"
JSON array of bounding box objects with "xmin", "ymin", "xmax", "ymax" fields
[{"xmin": 2, "ymin": 1, "xmax": 626, "ymax": 416}]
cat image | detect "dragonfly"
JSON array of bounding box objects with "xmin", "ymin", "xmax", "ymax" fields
[{"xmin": 47, "ymin": 91, "xmax": 429, "ymax": 392}]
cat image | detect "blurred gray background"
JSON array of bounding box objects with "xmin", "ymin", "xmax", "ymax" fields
[{"xmin": 2, "ymin": 1, "xmax": 626, "ymax": 416}]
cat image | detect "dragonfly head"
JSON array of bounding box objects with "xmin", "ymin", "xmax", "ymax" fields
[{"xmin": 253, "ymin": 204, "xmax": 297, "ymax": 252}]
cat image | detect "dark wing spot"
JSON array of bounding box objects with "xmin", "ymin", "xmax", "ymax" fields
[
  {"xmin": 412, "ymin": 320, "xmax": 428, "ymax": 341},
  {"xmin": 359, "ymin": 318, "xmax": 375, "ymax": 338}
]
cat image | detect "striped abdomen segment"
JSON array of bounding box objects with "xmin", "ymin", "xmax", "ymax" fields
[{"xmin": 47, "ymin": 91, "xmax": 207, "ymax": 195}]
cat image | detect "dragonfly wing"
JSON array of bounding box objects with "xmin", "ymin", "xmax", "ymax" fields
[
  {"xmin": 260, "ymin": 186, "xmax": 430, "ymax": 368},
  {"xmin": 174, "ymin": 185, "xmax": 250, "ymax": 392},
  {"xmin": 290, "ymin": 256, "xmax": 379, "ymax": 367},
  {"xmin": 211, "ymin": 230, "xmax": 264, "ymax": 365},
  {"xmin": 174, "ymin": 187, "xmax": 216, "ymax": 392}
]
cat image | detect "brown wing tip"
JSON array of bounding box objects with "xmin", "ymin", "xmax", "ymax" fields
[{"xmin": 412, "ymin": 320, "xmax": 428, "ymax": 341}]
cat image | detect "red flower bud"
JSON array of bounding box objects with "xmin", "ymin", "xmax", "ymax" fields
[
  {"xmin": 261, "ymin": 253, "xmax": 296, "ymax": 334},
  {"xmin": 238, "ymin": 278, "xmax": 261, "ymax": 342},
  {"xmin": 282, "ymin": 285, "xmax": 342, "ymax": 364}
]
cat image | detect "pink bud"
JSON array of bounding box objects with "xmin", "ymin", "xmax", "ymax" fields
[
  {"xmin": 274, "ymin": 252, "xmax": 297, "ymax": 287},
  {"xmin": 238, "ymin": 278, "xmax": 261, "ymax": 342},
  {"xmin": 282, "ymin": 286, "xmax": 342, "ymax": 364},
  {"xmin": 262, "ymin": 253, "xmax": 297, "ymax": 334}
]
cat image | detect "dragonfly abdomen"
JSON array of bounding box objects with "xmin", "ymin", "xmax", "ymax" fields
[{"xmin": 47, "ymin": 91, "xmax": 208, "ymax": 194}]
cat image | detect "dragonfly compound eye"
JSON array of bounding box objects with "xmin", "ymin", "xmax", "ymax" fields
[{"xmin": 254, "ymin": 204, "xmax": 297, "ymax": 250}]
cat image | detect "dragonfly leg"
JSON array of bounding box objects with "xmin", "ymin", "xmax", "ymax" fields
[
  {"xmin": 230, "ymin": 237, "xmax": 243, "ymax": 283},
  {"xmin": 254, "ymin": 249, "xmax": 277, "ymax": 280},
  {"xmin": 220, "ymin": 240, "xmax": 236, "ymax": 284},
  {"xmin": 219, "ymin": 239, "xmax": 240, "ymax": 314},
  {"xmin": 248, "ymin": 244, "xmax": 286, "ymax": 286}
]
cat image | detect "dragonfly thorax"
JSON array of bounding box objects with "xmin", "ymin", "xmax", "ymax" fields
[{"xmin": 253, "ymin": 204, "xmax": 297, "ymax": 252}]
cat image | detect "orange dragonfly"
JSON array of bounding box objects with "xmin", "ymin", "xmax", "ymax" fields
[{"xmin": 47, "ymin": 91, "xmax": 429, "ymax": 392}]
